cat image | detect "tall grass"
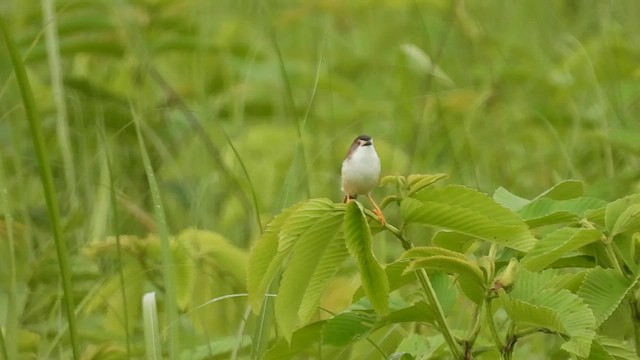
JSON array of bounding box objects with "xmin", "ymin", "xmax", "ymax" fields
[
  {"xmin": 1, "ymin": 0, "xmax": 640, "ymax": 358},
  {"xmin": 0, "ymin": 14, "xmax": 79, "ymax": 359}
]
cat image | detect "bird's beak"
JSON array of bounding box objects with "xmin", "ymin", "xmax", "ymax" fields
[{"xmin": 362, "ymin": 140, "xmax": 373, "ymax": 146}]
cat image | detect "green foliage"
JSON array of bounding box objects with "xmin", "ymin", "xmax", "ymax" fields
[
  {"xmin": 402, "ymin": 186, "xmax": 536, "ymax": 252},
  {"xmin": 4, "ymin": 0, "xmax": 640, "ymax": 358},
  {"xmin": 343, "ymin": 201, "xmax": 390, "ymax": 314}
]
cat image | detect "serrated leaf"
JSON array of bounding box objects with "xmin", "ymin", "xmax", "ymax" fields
[
  {"xmin": 588, "ymin": 339, "xmax": 616, "ymax": 360},
  {"xmin": 518, "ymin": 197, "xmax": 607, "ymax": 228},
  {"xmin": 344, "ymin": 201, "xmax": 389, "ymax": 314},
  {"xmin": 546, "ymin": 270, "xmax": 588, "ymax": 293},
  {"xmin": 279, "ymin": 199, "xmax": 336, "ymax": 252},
  {"xmin": 407, "ymin": 173, "xmax": 448, "ymax": 196},
  {"xmin": 493, "ymin": 187, "xmax": 530, "ymax": 211},
  {"xmin": 521, "ymin": 227, "xmax": 602, "ymax": 272},
  {"xmin": 611, "ymin": 203, "xmax": 640, "ymax": 237},
  {"xmin": 597, "ymin": 335, "xmax": 639, "ymax": 360},
  {"xmin": 508, "ymin": 269, "xmax": 559, "ymax": 303},
  {"xmin": 577, "ymin": 268, "xmax": 639, "ymax": 326},
  {"xmin": 413, "ymin": 185, "xmax": 526, "ymax": 226},
  {"xmin": 401, "ymin": 196, "xmax": 535, "ymax": 252},
  {"xmin": 431, "ymin": 231, "xmax": 477, "ymax": 253},
  {"xmin": 298, "ymin": 229, "xmax": 349, "ymax": 324},
  {"xmin": 275, "ymin": 211, "xmax": 344, "ymax": 341},
  {"xmin": 506, "ymin": 270, "xmax": 597, "ymax": 357},
  {"xmin": 533, "ymin": 180, "xmax": 585, "ymax": 200},
  {"xmin": 405, "ymin": 256, "xmax": 486, "ymax": 304},
  {"xmin": 322, "ymin": 311, "xmax": 378, "ymax": 347},
  {"xmin": 498, "ymin": 290, "xmax": 567, "ymax": 335},
  {"xmin": 605, "ymin": 194, "xmax": 640, "ymax": 235},
  {"xmin": 248, "ymin": 204, "xmax": 300, "ymax": 312}
]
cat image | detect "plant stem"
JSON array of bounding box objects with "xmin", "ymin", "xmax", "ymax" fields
[
  {"xmin": 485, "ymin": 299, "xmax": 503, "ymax": 350},
  {"xmin": 631, "ymin": 299, "xmax": 640, "ymax": 357},
  {"xmin": 501, "ymin": 324, "xmax": 517, "ymax": 360},
  {"xmin": 604, "ymin": 240, "xmax": 624, "ymax": 274},
  {"xmin": 366, "ymin": 209, "xmax": 463, "ymax": 359},
  {"xmin": 414, "ymin": 267, "xmax": 463, "ymax": 359}
]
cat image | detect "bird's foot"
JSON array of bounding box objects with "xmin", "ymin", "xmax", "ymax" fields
[{"xmin": 373, "ymin": 208, "xmax": 386, "ymax": 226}]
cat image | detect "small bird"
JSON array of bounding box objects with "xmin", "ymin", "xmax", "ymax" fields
[{"xmin": 341, "ymin": 134, "xmax": 385, "ymax": 225}]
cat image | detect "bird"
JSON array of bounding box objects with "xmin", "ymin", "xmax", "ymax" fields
[{"xmin": 341, "ymin": 134, "xmax": 385, "ymax": 225}]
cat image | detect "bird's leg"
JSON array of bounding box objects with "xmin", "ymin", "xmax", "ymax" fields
[
  {"xmin": 366, "ymin": 193, "xmax": 386, "ymax": 225},
  {"xmin": 344, "ymin": 194, "xmax": 357, "ymax": 203}
]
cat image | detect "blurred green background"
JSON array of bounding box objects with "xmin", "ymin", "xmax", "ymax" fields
[{"xmin": 1, "ymin": 0, "xmax": 640, "ymax": 358}]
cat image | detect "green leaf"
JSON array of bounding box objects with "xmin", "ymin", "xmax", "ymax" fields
[
  {"xmin": 577, "ymin": 268, "xmax": 639, "ymax": 326},
  {"xmin": 588, "ymin": 339, "xmax": 616, "ymax": 360},
  {"xmin": 605, "ymin": 194, "xmax": 640, "ymax": 235},
  {"xmin": 517, "ymin": 197, "xmax": 607, "ymax": 228},
  {"xmin": 402, "ymin": 193, "xmax": 536, "ymax": 252},
  {"xmin": 506, "ymin": 270, "xmax": 597, "ymax": 357},
  {"xmin": 508, "ymin": 269, "xmax": 561, "ymax": 305},
  {"xmin": 275, "ymin": 211, "xmax": 344, "ymax": 341},
  {"xmin": 380, "ymin": 175, "xmax": 407, "ymax": 187},
  {"xmin": 521, "ymin": 227, "xmax": 602, "ymax": 272},
  {"xmin": 298, "ymin": 229, "xmax": 349, "ymax": 324},
  {"xmin": 493, "ymin": 187, "xmax": 530, "ymax": 211},
  {"xmin": 586, "ymin": 207, "xmax": 606, "ymax": 227},
  {"xmin": 425, "ymin": 272, "xmax": 458, "ymax": 316},
  {"xmin": 279, "ymin": 199, "xmax": 336, "ymax": 252},
  {"xmin": 373, "ymin": 301, "xmax": 439, "ymax": 330},
  {"xmin": 406, "ymin": 173, "xmax": 448, "ymax": 196},
  {"xmin": 413, "ymin": 185, "xmax": 526, "ymax": 226},
  {"xmin": 533, "ymin": 180, "xmax": 585, "ymax": 200},
  {"xmin": 322, "ymin": 311, "xmax": 378, "ymax": 347},
  {"xmin": 498, "ymin": 290, "xmax": 567, "ymax": 335},
  {"xmin": 597, "ymin": 335, "xmax": 639, "ymax": 360},
  {"xmin": 393, "ymin": 333, "xmax": 444, "ymax": 359},
  {"xmin": 322, "ymin": 301, "xmax": 439, "ymax": 348},
  {"xmin": 344, "ymin": 201, "xmax": 389, "ymax": 314},
  {"xmin": 405, "ymin": 255, "xmax": 486, "ymax": 304},
  {"xmin": 431, "ymin": 231, "xmax": 476, "ymax": 253},
  {"xmin": 546, "ymin": 270, "xmax": 589, "ymax": 293},
  {"xmin": 264, "ymin": 321, "xmax": 325, "ymax": 360},
  {"xmin": 611, "ymin": 203, "xmax": 640, "ymax": 237},
  {"xmin": 401, "ymin": 246, "xmax": 468, "ymax": 261},
  {"xmin": 248, "ymin": 204, "xmax": 300, "ymax": 312}
]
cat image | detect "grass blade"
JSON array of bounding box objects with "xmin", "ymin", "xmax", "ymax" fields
[
  {"xmin": 142, "ymin": 292, "xmax": 162, "ymax": 360},
  {"xmin": 134, "ymin": 110, "xmax": 180, "ymax": 359},
  {"xmin": 0, "ymin": 14, "xmax": 79, "ymax": 359},
  {"xmin": 98, "ymin": 123, "xmax": 131, "ymax": 358},
  {"xmin": 41, "ymin": 0, "xmax": 77, "ymax": 200}
]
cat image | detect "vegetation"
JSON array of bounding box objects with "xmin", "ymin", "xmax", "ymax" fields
[{"xmin": 1, "ymin": 0, "xmax": 640, "ymax": 359}]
